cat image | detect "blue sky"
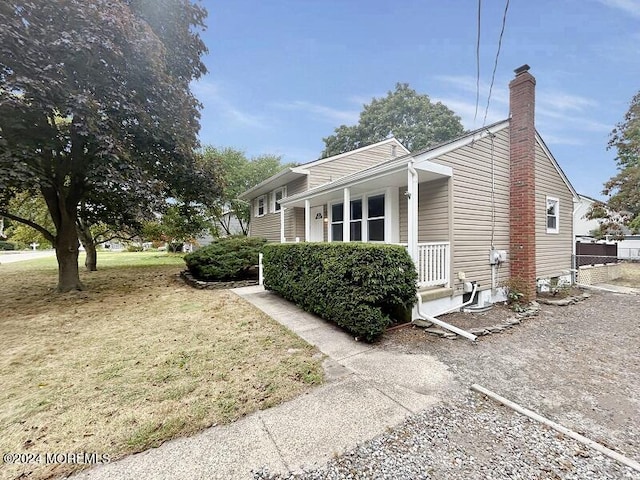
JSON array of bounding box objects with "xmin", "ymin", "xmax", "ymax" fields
[{"xmin": 193, "ymin": 0, "xmax": 640, "ymax": 200}]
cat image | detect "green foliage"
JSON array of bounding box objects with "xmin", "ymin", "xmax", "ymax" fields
[
  {"xmin": 0, "ymin": 240, "xmax": 16, "ymax": 250},
  {"xmin": 142, "ymin": 205, "xmax": 212, "ymax": 253},
  {"xmin": 590, "ymin": 91, "xmax": 640, "ymax": 234},
  {"xmin": 0, "ymin": 0, "xmax": 212, "ymax": 291},
  {"xmin": 263, "ymin": 243, "xmax": 417, "ymax": 342},
  {"xmin": 126, "ymin": 245, "xmax": 144, "ymax": 253},
  {"xmin": 2, "ymin": 193, "xmax": 54, "ymax": 248},
  {"xmin": 322, "ymin": 83, "xmax": 464, "ymax": 157},
  {"xmin": 184, "ymin": 236, "xmax": 267, "ymax": 281},
  {"xmin": 502, "ymin": 277, "xmax": 529, "ymax": 313},
  {"xmin": 197, "ymin": 147, "xmax": 294, "ymax": 235}
]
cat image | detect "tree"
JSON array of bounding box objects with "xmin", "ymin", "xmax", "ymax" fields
[
  {"xmin": 3, "ymin": 193, "xmax": 54, "ymax": 248},
  {"xmin": 589, "ymin": 91, "xmax": 640, "ymax": 235},
  {"xmin": 322, "ymin": 83, "xmax": 465, "ymax": 158},
  {"xmin": 198, "ymin": 147, "xmax": 293, "ymax": 235},
  {"xmin": 142, "ymin": 204, "xmax": 211, "ymax": 252},
  {"xmin": 0, "ymin": 0, "xmax": 213, "ymax": 291}
]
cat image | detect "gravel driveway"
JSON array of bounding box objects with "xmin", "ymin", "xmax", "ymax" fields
[{"xmin": 256, "ymin": 290, "xmax": 640, "ymax": 479}]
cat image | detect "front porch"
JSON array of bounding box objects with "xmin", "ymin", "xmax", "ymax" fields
[{"xmin": 279, "ymin": 158, "xmax": 453, "ymax": 289}]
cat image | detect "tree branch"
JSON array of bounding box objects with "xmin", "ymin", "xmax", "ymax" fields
[{"xmin": 0, "ymin": 210, "xmax": 56, "ymax": 243}]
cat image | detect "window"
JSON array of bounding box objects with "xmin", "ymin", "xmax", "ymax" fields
[
  {"xmin": 350, "ymin": 199, "xmax": 362, "ymax": 241},
  {"xmin": 331, "ymin": 203, "xmax": 343, "ymax": 241},
  {"xmin": 367, "ymin": 194, "xmax": 385, "ymax": 241},
  {"xmin": 330, "ymin": 193, "xmax": 385, "ymax": 242},
  {"xmin": 255, "ymin": 195, "xmax": 266, "ymax": 217},
  {"xmin": 546, "ymin": 197, "xmax": 559, "ymax": 234},
  {"xmin": 271, "ymin": 187, "xmax": 286, "ymax": 213}
]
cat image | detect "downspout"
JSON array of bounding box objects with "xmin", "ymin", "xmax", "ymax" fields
[
  {"xmin": 407, "ymin": 160, "xmax": 418, "ymax": 265},
  {"xmin": 414, "ymin": 283, "xmax": 478, "ymax": 342}
]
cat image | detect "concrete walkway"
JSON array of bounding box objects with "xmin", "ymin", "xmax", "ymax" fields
[
  {"xmin": 0, "ymin": 250, "xmax": 55, "ymax": 264},
  {"xmin": 76, "ymin": 286, "xmax": 453, "ymax": 480}
]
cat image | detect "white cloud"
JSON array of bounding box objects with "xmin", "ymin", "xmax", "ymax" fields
[
  {"xmin": 596, "ymin": 0, "xmax": 640, "ymax": 17},
  {"xmin": 432, "ymin": 97, "xmax": 507, "ymax": 130},
  {"xmin": 271, "ymin": 100, "xmax": 359, "ymax": 125},
  {"xmin": 191, "ymin": 78, "xmax": 267, "ymax": 129},
  {"xmin": 537, "ymin": 133, "xmax": 587, "ymax": 146}
]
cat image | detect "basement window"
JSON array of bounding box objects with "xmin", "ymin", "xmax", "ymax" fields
[{"xmin": 546, "ymin": 197, "xmax": 559, "ymax": 234}]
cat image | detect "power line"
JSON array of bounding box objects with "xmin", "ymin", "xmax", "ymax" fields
[
  {"xmin": 482, "ymin": 0, "xmax": 510, "ymax": 128},
  {"xmin": 473, "ymin": 0, "xmax": 482, "ymax": 126}
]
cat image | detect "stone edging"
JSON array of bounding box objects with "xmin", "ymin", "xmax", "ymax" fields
[
  {"xmin": 179, "ymin": 270, "xmax": 259, "ymax": 290},
  {"xmin": 422, "ymin": 292, "xmax": 591, "ymax": 339}
]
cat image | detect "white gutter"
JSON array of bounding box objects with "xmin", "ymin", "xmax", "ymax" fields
[
  {"xmin": 414, "ymin": 283, "xmax": 479, "ymax": 342},
  {"xmin": 471, "ymin": 384, "xmax": 640, "ymax": 473}
]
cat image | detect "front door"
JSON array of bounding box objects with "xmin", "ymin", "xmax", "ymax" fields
[{"xmin": 309, "ymin": 206, "xmax": 324, "ymax": 241}]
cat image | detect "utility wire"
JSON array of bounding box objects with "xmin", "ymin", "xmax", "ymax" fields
[
  {"xmin": 482, "ymin": 0, "xmax": 510, "ymax": 128},
  {"xmin": 473, "ymin": 0, "xmax": 482, "ymax": 126}
]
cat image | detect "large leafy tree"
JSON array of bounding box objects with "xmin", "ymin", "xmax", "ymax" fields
[
  {"xmin": 322, "ymin": 83, "xmax": 465, "ymax": 158},
  {"xmin": 0, "ymin": 0, "xmax": 212, "ymax": 291},
  {"xmin": 589, "ymin": 91, "xmax": 640, "ymax": 235},
  {"xmin": 198, "ymin": 147, "xmax": 293, "ymax": 235}
]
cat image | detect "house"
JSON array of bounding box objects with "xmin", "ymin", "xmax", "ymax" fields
[
  {"xmin": 240, "ymin": 65, "xmax": 579, "ymax": 316},
  {"xmin": 573, "ymin": 194, "xmax": 603, "ymax": 239}
]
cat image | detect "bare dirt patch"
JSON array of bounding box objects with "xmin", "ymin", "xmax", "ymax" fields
[
  {"xmin": 610, "ymin": 261, "xmax": 640, "ymax": 288},
  {"xmin": 0, "ymin": 253, "xmax": 323, "ymax": 480},
  {"xmin": 382, "ymin": 290, "xmax": 640, "ymax": 464}
]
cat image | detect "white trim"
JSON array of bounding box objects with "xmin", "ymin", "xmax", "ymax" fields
[
  {"xmin": 329, "ymin": 189, "xmax": 390, "ymax": 243},
  {"xmin": 255, "ymin": 195, "xmax": 266, "ymax": 217},
  {"xmin": 271, "ymin": 186, "xmax": 286, "ymax": 213},
  {"xmin": 297, "ymin": 138, "xmax": 409, "ymax": 170},
  {"xmin": 280, "ymin": 207, "xmax": 285, "ymax": 243},
  {"xmin": 343, "ymin": 188, "xmax": 350, "ymax": 242},
  {"xmin": 304, "ymin": 199, "xmax": 311, "ymax": 242},
  {"xmin": 546, "ymin": 196, "xmax": 560, "ymax": 234}
]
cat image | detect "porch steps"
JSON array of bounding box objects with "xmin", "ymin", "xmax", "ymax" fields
[{"xmin": 417, "ymin": 287, "xmax": 453, "ymax": 302}]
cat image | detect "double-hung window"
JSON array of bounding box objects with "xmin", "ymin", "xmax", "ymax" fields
[
  {"xmin": 255, "ymin": 195, "xmax": 266, "ymax": 217},
  {"xmin": 331, "ymin": 203, "xmax": 343, "ymax": 241},
  {"xmin": 271, "ymin": 187, "xmax": 286, "ymax": 213},
  {"xmin": 546, "ymin": 197, "xmax": 559, "ymax": 234},
  {"xmin": 330, "ymin": 193, "xmax": 385, "ymax": 242}
]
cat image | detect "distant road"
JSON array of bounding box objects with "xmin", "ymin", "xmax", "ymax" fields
[{"xmin": 0, "ymin": 250, "xmax": 56, "ymax": 264}]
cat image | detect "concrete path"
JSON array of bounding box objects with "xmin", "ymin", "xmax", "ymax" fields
[
  {"xmin": 76, "ymin": 286, "xmax": 453, "ymax": 480},
  {"xmin": 0, "ymin": 250, "xmax": 55, "ymax": 264}
]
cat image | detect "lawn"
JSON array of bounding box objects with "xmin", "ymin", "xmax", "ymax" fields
[
  {"xmin": 611, "ymin": 260, "xmax": 640, "ymax": 288},
  {"xmin": 0, "ymin": 252, "xmax": 323, "ymax": 480}
]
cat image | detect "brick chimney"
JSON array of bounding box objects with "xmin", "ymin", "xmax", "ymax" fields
[{"xmin": 509, "ymin": 64, "xmax": 537, "ymax": 301}]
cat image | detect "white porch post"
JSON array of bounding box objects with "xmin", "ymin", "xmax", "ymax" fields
[
  {"xmin": 280, "ymin": 207, "xmax": 286, "ymax": 243},
  {"xmin": 407, "ymin": 163, "xmax": 419, "ymax": 263},
  {"xmin": 304, "ymin": 199, "xmax": 311, "ymax": 242},
  {"xmin": 343, "ymin": 187, "xmax": 350, "ymax": 242},
  {"xmin": 385, "ymin": 186, "xmax": 399, "ymax": 244}
]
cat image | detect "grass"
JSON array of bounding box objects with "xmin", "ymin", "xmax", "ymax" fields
[
  {"xmin": 610, "ymin": 261, "xmax": 640, "ymax": 288},
  {"xmin": 0, "ymin": 251, "xmax": 323, "ymax": 480}
]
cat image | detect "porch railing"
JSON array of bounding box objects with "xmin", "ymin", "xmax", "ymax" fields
[{"xmin": 416, "ymin": 242, "xmax": 450, "ymax": 287}]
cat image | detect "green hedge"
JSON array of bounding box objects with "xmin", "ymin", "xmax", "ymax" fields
[
  {"xmin": 184, "ymin": 236, "xmax": 267, "ymax": 281},
  {"xmin": 263, "ymin": 243, "xmax": 417, "ymax": 342},
  {"xmin": 0, "ymin": 241, "xmax": 17, "ymax": 251}
]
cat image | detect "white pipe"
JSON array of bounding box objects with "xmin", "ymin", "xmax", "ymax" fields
[
  {"xmin": 471, "ymin": 384, "xmax": 640, "ymax": 473},
  {"xmin": 434, "ymin": 282, "xmax": 479, "ymax": 317},
  {"xmin": 414, "ymin": 283, "xmax": 478, "ymax": 341},
  {"xmin": 258, "ymin": 253, "xmax": 264, "ymax": 286}
]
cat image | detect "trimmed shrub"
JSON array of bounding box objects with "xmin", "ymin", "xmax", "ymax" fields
[
  {"xmin": 0, "ymin": 241, "xmax": 16, "ymax": 251},
  {"xmin": 184, "ymin": 236, "xmax": 267, "ymax": 281},
  {"xmin": 263, "ymin": 243, "xmax": 417, "ymax": 342}
]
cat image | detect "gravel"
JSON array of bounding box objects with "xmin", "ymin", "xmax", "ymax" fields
[{"xmin": 254, "ymin": 290, "xmax": 640, "ymax": 480}]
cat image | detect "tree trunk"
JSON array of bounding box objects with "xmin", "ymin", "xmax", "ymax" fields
[
  {"xmin": 55, "ymin": 214, "xmax": 84, "ymax": 292},
  {"xmin": 77, "ymin": 222, "xmax": 97, "ymax": 271}
]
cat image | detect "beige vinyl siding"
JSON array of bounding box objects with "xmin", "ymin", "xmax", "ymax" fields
[
  {"xmin": 250, "ymin": 210, "xmax": 281, "ymax": 242},
  {"xmin": 535, "ymin": 142, "xmax": 574, "ymax": 278},
  {"xmin": 307, "ymin": 142, "xmax": 397, "ymax": 188},
  {"xmin": 398, "ymin": 179, "xmax": 450, "ymax": 244},
  {"xmin": 434, "ymin": 129, "xmax": 511, "ymax": 293},
  {"xmin": 294, "ymin": 207, "xmax": 305, "ymax": 241},
  {"xmin": 249, "ymin": 175, "xmax": 309, "ymax": 242}
]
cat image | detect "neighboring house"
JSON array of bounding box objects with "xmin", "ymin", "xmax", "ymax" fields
[
  {"xmin": 240, "ymin": 65, "xmax": 578, "ymax": 316},
  {"xmin": 573, "ymin": 194, "xmax": 603, "ymax": 238}
]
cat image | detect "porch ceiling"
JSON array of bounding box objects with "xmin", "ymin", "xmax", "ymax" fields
[{"xmin": 282, "ymin": 163, "xmax": 451, "ymax": 208}]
